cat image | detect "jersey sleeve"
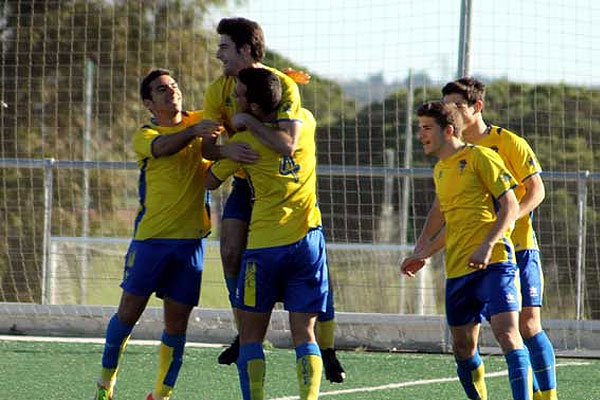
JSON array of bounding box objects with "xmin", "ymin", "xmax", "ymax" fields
[
  {"xmin": 132, "ymin": 127, "xmax": 159, "ymax": 158},
  {"xmin": 505, "ymin": 134, "xmax": 542, "ymax": 182},
  {"xmin": 474, "ymin": 147, "xmax": 518, "ymax": 199},
  {"xmin": 275, "ymin": 71, "xmax": 302, "ymax": 122}
]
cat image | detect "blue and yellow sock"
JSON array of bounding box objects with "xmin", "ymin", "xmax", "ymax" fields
[
  {"xmin": 295, "ymin": 342, "xmax": 322, "ymax": 400},
  {"xmin": 505, "ymin": 348, "xmax": 534, "ymax": 400},
  {"xmin": 155, "ymin": 332, "xmax": 186, "ymax": 398},
  {"xmin": 525, "ymin": 331, "xmax": 557, "ymax": 400},
  {"xmin": 237, "ymin": 342, "xmax": 265, "ymax": 400},
  {"xmin": 456, "ymin": 351, "xmax": 487, "ymax": 399},
  {"xmin": 100, "ymin": 314, "xmax": 134, "ymax": 388},
  {"xmin": 316, "ymin": 288, "xmax": 335, "ymax": 350}
]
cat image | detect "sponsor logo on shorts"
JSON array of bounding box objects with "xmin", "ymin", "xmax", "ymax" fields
[{"xmin": 506, "ymin": 293, "xmax": 516, "ymax": 303}]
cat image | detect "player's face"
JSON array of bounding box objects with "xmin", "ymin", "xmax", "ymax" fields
[
  {"xmin": 443, "ymin": 93, "xmax": 477, "ymax": 127},
  {"xmin": 233, "ymin": 79, "xmax": 249, "ymax": 112},
  {"xmin": 217, "ymin": 35, "xmax": 250, "ymax": 77},
  {"xmin": 146, "ymin": 75, "xmax": 182, "ymax": 115},
  {"xmin": 418, "ymin": 116, "xmax": 445, "ymax": 157}
]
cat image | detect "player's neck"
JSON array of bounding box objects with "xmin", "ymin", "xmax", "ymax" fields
[
  {"xmin": 463, "ymin": 119, "xmax": 489, "ymax": 144},
  {"xmin": 153, "ymin": 111, "xmax": 183, "ymax": 127},
  {"xmin": 437, "ymin": 138, "xmax": 465, "ymax": 160}
]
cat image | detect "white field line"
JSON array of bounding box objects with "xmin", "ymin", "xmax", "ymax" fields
[
  {"xmin": 0, "ymin": 335, "xmax": 223, "ymax": 348},
  {"xmin": 269, "ymin": 362, "xmax": 591, "ymax": 400}
]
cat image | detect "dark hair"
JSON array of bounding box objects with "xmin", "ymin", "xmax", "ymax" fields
[
  {"xmin": 217, "ymin": 17, "xmax": 265, "ymax": 62},
  {"xmin": 140, "ymin": 69, "xmax": 172, "ymax": 101},
  {"xmin": 441, "ymin": 77, "xmax": 486, "ymax": 105},
  {"xmin": 417, "ymin": 101, "xmax": 463, "ymax": 139},
  {"xmin": 237, "ymin": 68, "xmax": 282, "ymax": 114}
]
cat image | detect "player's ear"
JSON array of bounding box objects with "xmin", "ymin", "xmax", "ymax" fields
[
  {"xmin": 143, "ymin": 98, "xmax": 153, "ymax": 111},
  {"xmin": 473, "ymin": 100, "xmax": 484, "ymax": 115},
  {"xmin": 249, "ymin": 102, "xmax": 261, "ymax": 115},
  {"xmin": 240, "ymin": 43, "xmax": 252, "ymax": 58},
  {"xmin": 444, "ymin": 124, "xmax": 455, "ymax": 139}
]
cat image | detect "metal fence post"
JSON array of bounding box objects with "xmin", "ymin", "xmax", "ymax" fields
[
  {"xmin": 575, "ymin": 170, "xmax": 590, "ymax": 320},
  {"xmin": 41, "ymin": 158, "xmax": 55, "ymax": 305}
]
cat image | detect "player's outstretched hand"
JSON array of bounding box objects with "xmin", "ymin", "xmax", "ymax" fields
[
  {"xmin": 222, "ymin": 141, "xmax": 259, "ymax": 164},
  {"xmin": 283, "ymin": 68, "xmax": 311, "ymax": 85},
  {"xmin": 400, "ymin": 256, "xmax": 427, "ymax": 277}
]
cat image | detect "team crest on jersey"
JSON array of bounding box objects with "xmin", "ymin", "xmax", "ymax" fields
[
  {"xmin": 528, "ymin": 157, "xmax": 536, "ymax": 167},
  {"xmin": 279, "ymin": 155, "xmax": 300, "ymax": 182},
  {"xmin": 502, "ymin": 173, "xmax": 512, "ymax": 182},
  {"xmin": 281, "ymin": 102, "xmax": 292, "ymax": 112},
  {"xmin": 490, "ymin": 145, "xmax": 499, "ymax": 152},
  {"xmin": 225, "ymin": 96, "xmax": 233, "ymax": 107},
  {"xmin": 458, "ymin": 159, "xmax": 467, "ymax": 173}
]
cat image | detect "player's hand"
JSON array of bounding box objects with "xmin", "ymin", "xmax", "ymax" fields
[
  {"xmin": 190, "ymin": 120, "xmax": 222, "ymax": 140},
  {"xmin": 283, "ymin": 68, "xmax": 311, "ymax": 85},
  {"xmin": 222, "ymin": 141, "xmax": 259, "ymax": 164},
  {"xmin": 400, "ymin": 256, "xmax": 427, "ymax": 277},
  {"xmin": 467, "ymin": 243, "xmax": 493, "ymax": 270}
]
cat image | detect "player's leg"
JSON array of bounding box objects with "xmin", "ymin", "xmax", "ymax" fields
[
  {"xmin": 219, "ymin": 177, "xmax": 252, "ymax": 365},
  {"xmin": 237, "ymin": 309, "xmax": 271, "ymax": 400},
  {"xmin": 96, "ymin": 290, "xmax": 149, "ymax": 400},
  {"xmin": 285, "ymin": 228, "xmax": 329, "ymax": 400},
  {"xmin": 233, "ymin": 246, "xmax": 280, "ymax": 400},
  {"xmin": 486, "ymin": 264, "xmax": 533, "ymax": 400},
  {"xmin": 147, "ymin": 240, "xmax": 204, "ymax": 400},
  {"xmin": 149, "ymin": 299, "xmax": 195, "ymax": 400},
  {"xmin": 317, "ymin": 271, "xmax": 345, "ymax": 383},
  {"xmin": 290, "ymin": 312, "xmax": 322, "ymax": 400},
  {"xmin": 95, "ymin": 241, "xmax": 159, "ymax": 399},
  {"xmin": 446, "ymin": 272, "xmax": 489, "ymax": 400},
  {"xmin": 518, "ymin": 250, "xmax": 556, "ymax": 400},
  {"xmin": 450, "ymin": 322, "xmax": 488, "ymax": 400}
]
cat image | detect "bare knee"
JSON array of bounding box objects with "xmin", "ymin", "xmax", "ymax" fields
[
  {"xmin": 116, "ymin": 291, "xmax": 149, "ymax": 325},
  {"xmin": 164, "ymin": 299, "xmax": 194, "ymax": 335},
  {"xmin": 519, "ymin": 307, "xmax": 542, "ymax": 339},
  {"xmin": 491, "ymin": 312, "xmax": 523, "ymax": 353},
  {"xmin": 452, "ymin": 337, "xmax": 477, "ymax": 360}
]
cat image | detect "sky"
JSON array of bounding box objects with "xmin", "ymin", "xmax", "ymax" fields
[{"xmin": 208, "ymin": 0, "xmax": 600, "ymax": 86}]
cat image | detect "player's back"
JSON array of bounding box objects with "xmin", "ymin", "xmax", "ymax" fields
[{"xmin": 224, "ymin": 108, "xmax": 321, "ymax": 249}]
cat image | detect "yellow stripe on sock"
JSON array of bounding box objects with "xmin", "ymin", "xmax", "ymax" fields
[
  {"xmin": 316, "ymin": 320, "xmax": 335, "ymax": 350},
  {"xmin": 247, "ymin": 358, "xmax": 265, "ymax": 400},
  {"xmin": 471, "ymin": 363, "xmax": 488, "ymax": 400},
  {"xmin": 296, "ymin": 354, "xmax": 322, "ymax": 400},
  {"xmin": 100, "ymin": 334, "xmax": 130, "ymax": 390},
  {"xmin": 155, "ymin": 343, "xmax": 174, "ymax": 398}
]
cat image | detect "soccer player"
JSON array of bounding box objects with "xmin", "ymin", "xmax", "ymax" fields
[
  {"xmin": 93, "ymin": 69, "xmax": 221, "ymax": 400},
  {"xmin": 400, "ymin": 101, "xmax": 533, "ymax": 400},
  {"xmin": 205, "ymin": 67, "xmax": 327, "ymax": 400},
  {"xmin": 442, "ymin": 77, "xmax": 556, "ymax": 400},
  {"xmin": 203, "ymin": 16, "xmax": 345, "ymax": 382}
]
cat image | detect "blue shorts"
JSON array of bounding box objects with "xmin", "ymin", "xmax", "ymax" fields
[
  {"xmin": 516, "ymin": 249, "xmax": 543, "ymax": 307},
  {"xmin": 446, "ymin": 263, "xmax": 520, "ymax": 327},
  {"xmin": 222, "ymin": 177, "xmax": 253, "ymax": 222},
  {"xmin": 121, "ymin": 239, "xmax": 204, "ymax": 306},
  {"xmin": 233, "ymin": 228, "xmax": 329, "ymax": 313}
]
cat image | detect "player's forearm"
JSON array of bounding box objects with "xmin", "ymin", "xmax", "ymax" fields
[
  {"xmin": 243, "ymin": 115, "xmax": 296, "ymax": 156},
  {"xmin": 415, "ymin": 200, "xmax": 444, "ymax": 252},
  {"xmin": 414, "ymin": 228, "xmax": 446, "ymax": 259},
  {"xmin": 201, "ymin": 137, "xmax": 224, "ymax": 160},
  {"xmin": 151, "ymin": 130, "xmax": 197, "ymax": 158}
]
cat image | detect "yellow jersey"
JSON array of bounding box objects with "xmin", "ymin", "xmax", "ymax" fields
[
  {"xmin": 203, "ymin": 65, "xmax": 302, "ymax": 179},
  {"xmin": 475, "ymin": 126, "xmax": 542, "ymax": 251},
  {"xmin": 210, "ymin": 108, "xmax": 321, "ymax": 249},
  {"xmin": 434, "ymin": 144, "xmax": 518, "ymax": 278},
  {"xmin": 131, "ymin": 110, "xmax": 211, "ymax": 240}
]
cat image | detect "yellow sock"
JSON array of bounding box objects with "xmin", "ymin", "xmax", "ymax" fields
[
  {"xmin": 296, "ymin": 344, "xmax": 322, "ymax": 400},
  {"xmin": 540, "ymin": 389, "xmax": 557, "ymax": 400},
  {"xmin": 316, "ymin": 319, "xmax": 335, "ymax": 350},
  {"xmin": 472, "ymin": 363, "xmax": 487, "ymax": 400}
]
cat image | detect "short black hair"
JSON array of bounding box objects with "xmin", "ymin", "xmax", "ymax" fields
[
  {"xmin": 417, "ymin": 101, "xmax": 463, "ymax": 139},
  {"xmin": 237, "ymin": 68, "xmax": 282, "ymax": 114},
  {"xmin": 217, "ymin": 17, "xmax": 265, "ymax": 62},
  {"xmin": 140, "ymin": 69, "xmax": 172, "ymax": 101},
  {"xmin": 441, "ymin": 77, "xmax": 486, "ymax": 105}
]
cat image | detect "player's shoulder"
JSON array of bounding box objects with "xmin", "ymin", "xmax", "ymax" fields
[
  {"xmin": 206, "ymin": 74, "xmax": 235, "ymax": 94},
  {"xmin": 183, "ymin": 110, "xmax": 204, "ymax": 123}
]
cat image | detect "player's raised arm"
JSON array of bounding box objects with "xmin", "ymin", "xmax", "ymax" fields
[
  {"xmin": 151, "ymin": 120, "xmax": 221, "ymax": 158},
  {"xmin": 232, "ymin": 112, "xmax": 301, "ymax": 157}
]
